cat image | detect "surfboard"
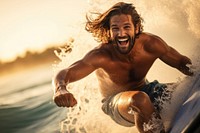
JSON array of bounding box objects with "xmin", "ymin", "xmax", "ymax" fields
[{"xmin": 166, "ymin": 73, "xmax": 200, "ymax": 133}]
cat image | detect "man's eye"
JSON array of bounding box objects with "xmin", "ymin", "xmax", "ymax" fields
[
  {"xmin": 111, "ymin": 27, "xmax": 119, "ymax": 31},
  {"xmin": 124, "ymin": 26, "xmax": 131, "ymax": 29}
]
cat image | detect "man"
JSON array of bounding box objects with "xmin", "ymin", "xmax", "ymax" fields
[{"xmin": 53, "ymin": 2, "xmax": 193, "ymax": 133}]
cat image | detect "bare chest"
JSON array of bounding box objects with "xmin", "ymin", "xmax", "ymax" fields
[
  {"xmin": 105, "ymin": 61, "xmax": 143, "ymax": 85},
  {"xmin": 104, "ymin": 53, "xmax": 154, "ymax": 84},
  {"xmin": 95, "ymin": 57, "xmax": 151, "ymax": 98}
]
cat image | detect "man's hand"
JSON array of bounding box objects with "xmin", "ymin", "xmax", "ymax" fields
[
  {"xmin": 180, "ymin": 56, "xmax": 194, "ymax": 76},
  {"xmin": 53, "ymin": 87, "xmax": 77, "ymax": 108},
  {"xmin": 180, "ymin": 64, "xmax": 194, "ymax": 76}
]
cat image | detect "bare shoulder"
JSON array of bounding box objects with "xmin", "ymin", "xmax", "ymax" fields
[
  {"xmin": 140, "ymin": 32, "xmax": 170, "ymax": 56},
  {"xmin": 82, "ymin": 43, "xmax": 112, "ymax": 68}
]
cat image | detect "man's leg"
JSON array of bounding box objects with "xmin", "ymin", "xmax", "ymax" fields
[{"xmin": 117, "ymin": 91, "xmax": 164, "ymax": 133}]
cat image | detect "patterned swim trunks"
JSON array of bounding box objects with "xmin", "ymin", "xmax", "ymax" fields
[{"xmin": 101, "ymin": 80, "xmax": 173, "ymax": 127}]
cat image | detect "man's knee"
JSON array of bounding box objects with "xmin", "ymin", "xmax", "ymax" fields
[
  {"xmin": 117, "ymin": 91, "xmax": 153, "ymax": 114},
  {"xmin": 129, "ymin": 91, "xmax": 149, "ymax": 103},
  {"xmin": 128, "ymin": 91, "xmax": 151, "ymax": 109}
]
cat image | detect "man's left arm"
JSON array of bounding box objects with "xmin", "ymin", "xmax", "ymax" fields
[
  {"xmin": 145, "ymin": 34, "xmax": 193, "ymax": 76},
  {"xmin": 160, "ymin": 46, "xmax": 193, "ymax": 76}
]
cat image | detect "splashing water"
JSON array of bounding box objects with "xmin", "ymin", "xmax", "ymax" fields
[
  {"xmin": 52, "ymin": 0, "xmax": 200, "ymax": 133},
  {"xmin": 143, "ymin": 113, "xmax": 164, "ymax": 133},
  {"xmin": 52, "ymin": 38, "xmax": 199, "ymax": 133},
  {"xmin": 53, "ymin": 39, "xmax": 137, "ymax": 133},
  {"xmin": 153, "ymin": 83, "xmax": 177, "ymax": 112}
]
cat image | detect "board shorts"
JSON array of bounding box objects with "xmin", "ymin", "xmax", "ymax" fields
[{"xmin": 101, "ymin": 80, "xmax": 172, "ymax": 127}]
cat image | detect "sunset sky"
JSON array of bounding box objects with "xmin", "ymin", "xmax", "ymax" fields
[
  {"xmin": 0, "ymin": 0, "xmax": 89, "ymax": 62},
  {"xmin": 0, "ymin": 0, "xmax": 199, "ymax": 63}
]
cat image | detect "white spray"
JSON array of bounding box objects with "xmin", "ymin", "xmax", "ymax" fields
[{"xmin": 52, "ymin": 0, "xmax": 200, "ymax": 132}]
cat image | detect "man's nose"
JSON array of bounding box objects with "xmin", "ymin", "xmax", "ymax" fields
[{"xmin": 118, "ymin": 29, "xmax": 126, "ymax": 37}]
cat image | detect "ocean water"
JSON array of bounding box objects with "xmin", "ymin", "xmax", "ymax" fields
[
  {"xmin": 0, "ymin": 63, "xmax": 137, "ymax": 133},
  {"xmin": 0, "ymin": 45, "xmax": 199, "ymax": 133},
  {"xmin": 0, "ymin": 65, "xmax": 67, "ymax": 133},
  {"xmin": 1, "ymin": 58, "xmax": 199, "ymax": 133},
  {"xmin": 1, "ymin": 0, "xmax": 200, "ymax": 132}
]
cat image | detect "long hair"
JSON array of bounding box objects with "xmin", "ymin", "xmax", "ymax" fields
[{"xmin": 85, "ymin": 2, "xmax": 143, "ymax": 43}]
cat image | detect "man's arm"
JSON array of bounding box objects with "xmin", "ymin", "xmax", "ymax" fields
[
  {"xmin": 160, "ymin": 46, "xmax": 193, "ymax": 76},
  {"xmin": 54, "ymin": 60, "xmax": 96, "ymax": 91},
  {"xmin": 53, "ymin": 49, "xmax": 103, "ymax": 107},
  {"xmin": 146, "ymin": 34, "xmax": 193, "ymax": 76}
]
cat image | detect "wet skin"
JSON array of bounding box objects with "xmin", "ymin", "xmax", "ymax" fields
[{"xmin": 53, "ymin": 14, "xmax": 193, "ymax": 132}]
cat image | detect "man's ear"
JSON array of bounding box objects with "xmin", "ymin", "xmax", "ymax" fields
[{"xmin": 135, "ymin": 24, "xmax": 140, "ymax": 34}]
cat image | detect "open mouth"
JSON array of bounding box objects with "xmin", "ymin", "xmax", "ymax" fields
[{"xmin": 117, "ymin": 38, "xmax": 129, "ymax": 48}]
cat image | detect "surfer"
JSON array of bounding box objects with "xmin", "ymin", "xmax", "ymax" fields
[{"xmin": 53, "ymin": 2, "xmax": 193, "ymax": 133}]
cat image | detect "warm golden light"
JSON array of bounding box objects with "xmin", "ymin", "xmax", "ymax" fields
[{"xmin": 0, "ymin": 0, "xmax": 88, "ymax": 62}]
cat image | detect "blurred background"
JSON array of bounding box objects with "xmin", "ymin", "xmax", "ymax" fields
[{"xmin": 0, "ymin": 0, "xmax": 199, "ymax": 133}]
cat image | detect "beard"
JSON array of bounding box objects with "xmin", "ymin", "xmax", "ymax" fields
[{"xmin": 112, "ymin": 35, "xmax": 136, "ymax": 54}]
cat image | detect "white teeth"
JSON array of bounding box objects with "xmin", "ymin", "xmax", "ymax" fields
[{"xmin": 118, "ymin": 38, "xmax": 128, "ymax": 41}]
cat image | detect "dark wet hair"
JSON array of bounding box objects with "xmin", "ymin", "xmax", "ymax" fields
[{"xmin": 85, "ymin": 2, "xmax": 143, "ymax": 43}]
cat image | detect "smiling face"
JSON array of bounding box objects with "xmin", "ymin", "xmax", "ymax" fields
[{"xmin": 110, "ymin": 14, "xmax": 139, "ymax": 54}]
